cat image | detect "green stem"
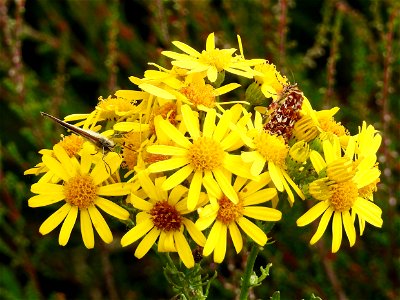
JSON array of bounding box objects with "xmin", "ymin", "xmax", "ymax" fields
[{"xmin": 239, "ymin": 243, "xmax": 260, "ymax": 300}]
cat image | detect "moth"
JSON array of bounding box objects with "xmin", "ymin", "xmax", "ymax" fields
[{"xmin": 40, "ymin": 112, "xmax": 115, "ymax": 153}]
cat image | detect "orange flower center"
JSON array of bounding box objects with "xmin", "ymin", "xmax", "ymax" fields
[
  {"xmin": 188, "ymin": 137, "xmax": 225, "ymax": 171},
  {"xmin": 150, "ymin": 201, "xmax": 182, "ymax": 231},
  {"xmin": 216, "ymin": 196, "xmax": 243, "ymax": 225},
  {"xmin": 330, "ymin": 180, "xmax": 358, "ymax": 212},
  {"xmin": 64, "ymin": 174, "xmax": 98, "ymax": 209}
]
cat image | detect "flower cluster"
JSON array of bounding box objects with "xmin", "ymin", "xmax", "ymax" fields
[{"xmin": 25, "ymin": 33, "xmax": 383, "ymax": 267}]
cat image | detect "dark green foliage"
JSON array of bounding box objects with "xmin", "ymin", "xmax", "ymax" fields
[{"xmin": 1, "ymin": 0, "xmax": 399, "ymax": 299}]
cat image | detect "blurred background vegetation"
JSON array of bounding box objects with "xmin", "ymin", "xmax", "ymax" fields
[{"xmin": 0, "ymin": 0, "xmax": 399, "ymax": 299}]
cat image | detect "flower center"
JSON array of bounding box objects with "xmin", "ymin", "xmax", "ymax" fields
[
  {"xmin": 180, "ymin": 83, "xmax": 215, "ymax": 108},
  {"xmin": 97, "ymin": 96, "xmax": 136, "ymax": 120},
  {"xmin": 199, "ymin": 49, "xmax": 231, "ymax": 71},
  {"xmin": 319, "ymin": 117, "xmax": 348, "ymax": 137},
  {"xmin": 330, "ymin": 180, "xmax": 358, "ymax": 212},
  {"xmin": 150, "ymin": 201, "xmax": 182, "ymax": 232},
  {"xmin": 187, "ymin": 136, "xmax": 225, "ymax": 171},
  {"xmin": 216, "ymin": 195, "xmax": 243, "ymax": 225},
  {"xmin": 58, "ymin": 134, "xmax": 85, "ymax": 157},
  {"xmin": 64, "ymin": 174, "xmax": 98, "ymax": 209},
  {"xmin": 254, "ymin": 131, "xmax": 288, "ymax": 168}
]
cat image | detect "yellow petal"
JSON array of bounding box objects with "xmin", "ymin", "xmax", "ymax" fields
[
  {"xmin": 332, "ymin": 212, "xmax": 343, "ymax": 253},
  {"xmin": 243, "ymin": 206, "xmax": 282, "ymax": 222},
  {"xmin": 183, "ymin": 218, "xmax": 206, "ymax": 246},
  {"xmin": 80, "ymin": 209, "xmax": 94, "ymax": 249},
  {"xmin": 203, "ymin": 108, "xmax": 216, "ymax": 138},
  {"xmin": 203, "ymin": 221, "xmax": 223, "ymax": 257},
  {"xmin": 310, "ymin": 207, "xmax": 334, "ymax": 244},
  {"xmin": 28, "ymin": 193, "xmax": 65, "ymax": 207},
  {"xmin": 59, "ymin": 206, "xmax": 78, "ymax": 246},
  {"xmin": 223, "ymin": 155, "xmax": 254, "ymax": 179},
  {"xmin": 205, "ymin": 32, "xmax": 215, "ymax": 51},
  {"xmin": 53, "ymin": 144, "xmax": 76, "ymax": 178},
  {"xmin": 129, "ymin": 193, "xmax": 153, "ymax": 211},
  {"xmin": 139, "ymin": 83, "xmax": 176, "ymax": 99},
  {"xmin": 242, "ymin": 188, "xmax": 277, "ymax": 206},
  {"xmin": 145, "ymin": 145, "xmax": 187, "ymax": 156},
  {"xmin": 310, "ymin": 150, "xmax": 326, "ymax": 174},
  {"xmin": 159, "ymin": 231, "xmax": 175, "ymax": 252},
  {"xmin": 195, "ymin": 213, "xmax": 217, "ymax": 231},
  {"xmin": 121, "ymin": 219, "xmax": 153, "ymax": 247},
  {"xmin": 135, "ymin": 227, "xmax": 160, "ymax": 259},
  {"xmin": 181, "ymin": 104, "xmax": 201, "ymax": 139},
  {"xmin": 297, "ymin": 201, "xmax": 330, "ymax": 227},
  {"xmin": 214, "ymin": 83, "xmax": 241, "ymax": 96},
  {"xmin": 161, "ymin": 165, "xmax": 193, "ymax": 190},
  {"xmin": 342, "ymin": 210, "xmax": 356, "ymax": 247},
  {"xmin": 147, "ymin": 157, "xmax": 189, "ymax": 173},
  {"xmin": 213, "ymin": 109, "xmax": 232, "ymax": 142},
  {"xmin": 42, "ymin": 155, "xmax": 71, "ymax": 182},
  {"xmin": 168, "ymin": 185, "xmax": 188, "ymax": 206},
  {"xmin": 187, "ymin": 171, "xmax": 202, "ymax": 210},
  {"xmin": 135, "ymin": 172, "xmax": 157, "ymax": 201},
  {"xmin": 237, "ymin": 217, "xmax": 267, "ymax": 246},
  {"xmin": 97, "ymin": 183, "xmax": 132, "ymax": 196},
  {"xmin": 213, "ymin": 169, "xmax": 238, "ymax": 204},
  {"xmin": 268, "ymin": 161, "xmax": 284, "ymax": 191},
  {"xmin": 95, "ymin": 197, "xmax": 130, "ymax": 220},
  {"xmin": 213, "ymin": 224, "xmax": 227, "ymax": 263},
  {"xmin": 174, "ymin": 231, "xmax": 195, "ymax": 268},
  {"xmin": 172, "ymin": 40, "xmax": 201, "ymax": 57},
  {"xmin": 352, "ymin": 198, "xmax": 383, "ymax": 227},
  {"xmin": 155, "ymin": 116, "xmax": 192, "ymax": 148},
  {"xmin": 228, "ymin": 223, "xmax": 243, "ymax": 254},
  {"xmin": 207, "ymin": 67, "xmax": 218, "ymax": 82},
  {"xmin": 39, "ymin": 203, "xmax": 71, "ymax": 235},
  {"xmin": 87, "ymin": 205, "xmax": 113, "ymax": 244}
]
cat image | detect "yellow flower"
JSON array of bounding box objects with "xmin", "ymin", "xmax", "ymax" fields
[
  {"xmin": 355, "ymin": 121, "xmax": 382, "ymax": 158},
  {"xmin": 352, "ymin": 122, "xmax": 382, "ymax": 235},
  {"xmin": 28, "ymin": 145, "xmax": 131, "ymax": 248},
  {"xmin": 241, "ymin": 112, "xmax": 305, "ymax": 205},
  {"xmin": 121, "ymin": 172, "xmax": 206, "ymax": 268},
  {"xmin": 196, "ymin": 172, "xmax": 281, "ymax": 263},
  {"xmin": 146, "ymin": 104, "xmax": 255, "ymax": 210},
  {"xmin": 162, "ymin": 33, "xmax": 263, "ymax": 82},
  {"xmin": 253, "ymin": 63, "xmax": 288, "ymax": 100},
  {"xmin": 64, "ymin": 93, "xmax": 146, "ymax": 130},
  {"xmin": 24, "ymin": 135, "xmax": 99, "ymax": 183},
  {"xmin": 297, "ymin": 136, "xmax": 383, "ymax": 253}
]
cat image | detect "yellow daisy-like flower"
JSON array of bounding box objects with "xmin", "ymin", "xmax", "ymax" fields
[
  {"xmin": 253, "ymin": 62, "xmax": 288, "ymax": 100},
  {"xmin": 121, "ymin": 172, "xmax": 206, "ymax": 269},
  {"xmin": 28, "ymin": 144, "xmax": 131, "ymax": 248},
  {"xmin": 241, "ymin": 111, "xmax": 305, "ymax": 205},
  {"xmin": 162, "ymin": 33, "xmax": 264, "ymax": 82},
  {"xmin": 24, "ymin": 135, "xmax": 99, "ymax": 184},
  {"xmin": 146, "ymin": 104, "xmax": 255, "ymax": 210},
  {"xmin": 355, "ymin": 121, "xmax": 382, "ymax": 158},
  {"xmin": 296, "ymin": 136, "xmax": 383, "ymax": 253},
  {"xmin": 196, "ymin": 172, "xmax": 281, "ymax": 263},
  {"xmin": 352, "ymin": 121, "xmax": 382, "ymax": 235},
  {"xmin": 64, "ymin": 92, "xmax": 146, "ymax": 130}
]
